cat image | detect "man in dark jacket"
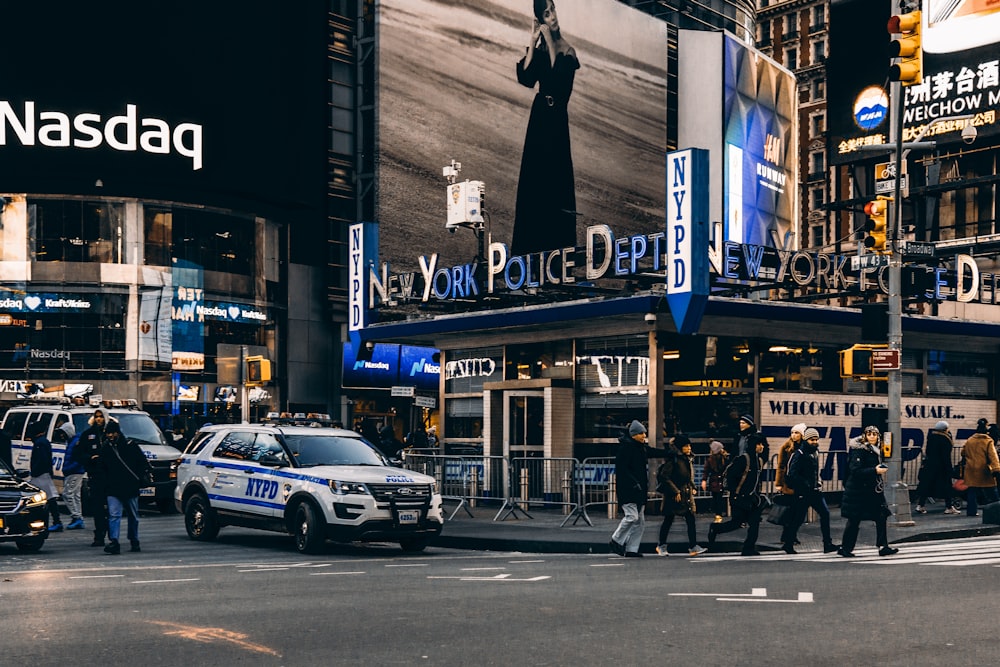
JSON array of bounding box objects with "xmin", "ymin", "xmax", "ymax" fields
[
  {"xmin": 100, "ymin": 420, "xmax": 151, "ymax": 555},
  {"xmin": 783, "ymin": 428, "xmax": 839, "ymax": 554},
  {"xmin": 29, "ymin": 421, "xmax": 63, "ymax": 531},
  {"xmin": 709, "ymin": 436, "xmax": 765, "ymax": 556},
  {"xmin": 609, "ymin": 420, "xmax": 667, "ymax": 557},
  {"xmin": 732, "ymin": 414, "xmax": 769, "ymax": 461},
  {"xmin": 915, "ymin": 421, "xmax": 957, "ymax": 514},
  {"xmin": 73, "ymin": 408, "xmax": 110, "ymax": 547}
]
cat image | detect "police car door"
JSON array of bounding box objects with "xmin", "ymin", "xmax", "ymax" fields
[{"xmin": 206, "ymin": 430, "xmax": 274, "ymax": 518}]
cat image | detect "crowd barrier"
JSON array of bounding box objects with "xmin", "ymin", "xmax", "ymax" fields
[{"xmin": 401, "ymin": 445, "xmax": 952, "ymax": 527}]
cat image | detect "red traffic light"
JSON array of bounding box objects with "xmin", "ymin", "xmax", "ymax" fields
[
  {"xmin": 887, "ymin": 13, "xmax": 919, "ymax": 35},
  {"xmin": 864, "ymin": 200, "xmax": 885, "ymax": 217}
]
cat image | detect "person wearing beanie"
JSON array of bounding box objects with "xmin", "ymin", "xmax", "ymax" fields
[
  {"xmin": 100, "ymin": 419, "xmax": 152, "ymax": 555},
  {"xmin": 73, "ymin": 408, "xmax": 110, "ymax": 547},
  {"xmin": 783, "ymin": 428, "xmax": 839, "ymax": 554},
  {"xmin": 702, "ymin": 440, "xmax": 729, "ymax": 523},
  {"xmin": 733, "ymin": 413, "xmax": 769, "ymax": 460},
  {"xmin": 960, "ymin": 420, "xmax": 1000, "ymax": 517},
  {"xmin": 709, "ymin": 431, "xmax": 767, "ymax": 556},
  {"xmin": 28, "ymin": 421, "xmax": 64, "ymax": 532},
  {"xmin": 915, "ymin": 421, "xmax": 957, "ymax": 515},
  {"xmin": 58, "ymin": 419, "xmax": 87, "ymax": 530},
  {"xmin": 838, "ymin": 425, "xmax": 898, "ymax": 557},
  {"xmin": 610, "ymin": 420, "xmax": 668, "ymax": 557},
  {"xmin": 654, "ymin": 435, "xmax": 707, "ymax": 557},
  {"xmin": 776, "ymin": 423, "xmax": 807, "ymax": 497}
]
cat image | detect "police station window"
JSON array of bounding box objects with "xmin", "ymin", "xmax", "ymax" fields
[
  {"xmin": 31, "ymin": 200, "xmax": 125, "ymax": 263},
  {"xmin": 445, "ymin": 347, "xmax": 503, "ymax": 394},
  {"xmin": 926, "ymin": 350, "xmax": 991, "ymax": 397}
]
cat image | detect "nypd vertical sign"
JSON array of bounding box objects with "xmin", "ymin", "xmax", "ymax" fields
[
  {"xmin": 666, "ymin": 148, "xmax": 710, "ymax": 335},
  {"xmin": 348, "ymin": 222, "xmax": 379, "ymax": 349}
]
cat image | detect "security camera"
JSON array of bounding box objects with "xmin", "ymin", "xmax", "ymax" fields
[
  {"xmin": 644, "ymin": 312, "xmax": 657, "ymax": 325},
  {"xmin": 961, "ymin": 124, "xmax": 978, "ymax": 145}
]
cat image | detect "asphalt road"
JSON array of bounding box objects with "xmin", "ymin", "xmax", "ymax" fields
[{"xmin": 2, "ymin": 513, "xmax": 995, "ymax": 666}]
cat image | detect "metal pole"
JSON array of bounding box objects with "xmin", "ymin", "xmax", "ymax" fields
[
  {"xmin": 240, "ymin": 344, "xmax": 250, "ymax": 424},
  {"xmin": 887, "ymin": 13, "xmax": 914, "ymax": 526}
]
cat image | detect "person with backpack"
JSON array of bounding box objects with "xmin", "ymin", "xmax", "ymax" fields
[
  {"xmin": 709, "ymin": 437, "xmax": 766, "ymax": 556},
  {"xmin": 783, "ymin": 428, "xmax": 839, "ymax": 554},
  {"xmin": 701, "ymin": 440, "xmax": 728, "ymax": 523},
  {"xmin": 838, "ymin": 425, "xmax": 898, "ymax": 557},
  {"xmin": 655, "ymin": 434, "xmax": 707, "ymax": 557}
]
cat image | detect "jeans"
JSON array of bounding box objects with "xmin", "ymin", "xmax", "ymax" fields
[
  {"xmin": 107, "ymin": 495, "xmax": 140, "ymax": 544},
  {"xmin": 659, "ymin": 511, "xmax": 696, "ymax": 548},
  {"xmin": 611, "ymin": 503, "xmax": 645, "ymax": 553},
  {"xmin": 63, "ymin": 473, "xmax": 84, "ymax": 520},
  {"xmin": 967, "ymin": 486, "xmax": 1000, "ymax": 516}
]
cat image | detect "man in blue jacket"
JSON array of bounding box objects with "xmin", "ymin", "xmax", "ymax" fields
[{"xmin": 609, "ymin": 420, "xmax": 668, "ymax": 557}]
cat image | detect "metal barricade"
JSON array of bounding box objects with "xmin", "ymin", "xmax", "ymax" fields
[
  {"xmin": 497, "ymin": 457, "xmax": 579, "ymax": 522},
  {"xmin": 576, "ymin": 457, "xmax": 617, "ymax": 524},
  {"xmin": 401, "ymin": 454, "xmax": 508, "ymax": 521}
]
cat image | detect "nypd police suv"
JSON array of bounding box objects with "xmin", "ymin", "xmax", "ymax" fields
[{"xmin": 175, "ymin": 423, "xmax": 443, "ymax": 553}]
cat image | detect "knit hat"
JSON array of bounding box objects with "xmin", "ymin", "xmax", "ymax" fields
[
  {"xmin": 934, "ymin": 420, "xmax": 949, "ymax": 432},
  {"xmin": 709, "ymin": 440, "xmax": 724, "ymax": 454},
  {"xmin": 863, "ymin": 424, "xmax": 880, "ymax": 436},
  {"xmin": 672, "ymin": 433, "xmax": 691, "ymax": 448},
  {"xmin": 628, "ymin": 420, "xmax": 647, "ymax": 436},
  {"xmin": 791, "ymin": 423, "xmax": 807, "ymax": 436},
  {"xmin": 739, "ymin": 414, "xmax": 755, "ymax": 429},
  {"xmin": 104, "ymin": 419, "xmax": 121, "ymax": 435},
  {"xmin": 803, "ymin": 427, "xmax": 819, "ymax": 440}
]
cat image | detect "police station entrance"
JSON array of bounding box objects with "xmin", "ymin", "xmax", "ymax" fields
[{"xmin": 504, "ymin": 391, "xmax": 544, "ymax": 458}]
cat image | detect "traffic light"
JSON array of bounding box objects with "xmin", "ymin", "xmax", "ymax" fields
[
  {"xmin": 863, "ymin": 196, "xmax": 890, "ymax": 254},
  {"xmin": 246, "ymin": 355, "xmax": 271, "ymax": 385},
  {"xmin": 888, "ymin": 11, "xmax": 922, "ymax": 86},
  {"xmin": 839, "ymin": 344, "xmax": 889, "ymax": 380}
]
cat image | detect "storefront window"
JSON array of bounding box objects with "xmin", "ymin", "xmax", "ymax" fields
[
  {"xmin": 505, "ymin": 341, "xmax": 573, "ymax": 381},
  {"xmin": 170, "ymin": 208, "xmax": 254, "ymax": 276},
  {"xmin": 576, "ymin": 335, "xmax": 648, "ymax": 442},
  {"xmin": 31, "ymin": 200, "xmax": 125, "ymax": 263},
  {"xmin": 444, "ymin": 347, "xmax": 503, "ymax": 393},
  {"xmin": 926, "ymin": 350, "xmax": 991, "ymax": 397}
]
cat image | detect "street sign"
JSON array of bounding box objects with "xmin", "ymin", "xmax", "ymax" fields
[
  {"xmin": 899, "ymin": 241, "xmax": 935, "ymax": 258},
  {"xmin": 851, "ymin": 254, "xmax": 891, "ymax": 271},
  {"xmin": 874, "ymin": 175, "xmax": 906, "ymax": 194},
  {"xmin": 390, "ymin": 385, "xmax": 415, "ymax": 397},
  {"xmin": 414, "ymin": 395, "xmax": 436, "ymax": 409},
  {"xmin": 871, "ymin": 349, "xmax": 900, "ymax": 371}
]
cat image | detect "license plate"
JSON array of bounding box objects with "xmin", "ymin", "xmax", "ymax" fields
[
  {"xmin": 397, "ymin": 510, "xmax": 419, "ymax": 525},
  {"xmin": 140, "ymin": 488, "xmax": 154, "ymax": 497}
]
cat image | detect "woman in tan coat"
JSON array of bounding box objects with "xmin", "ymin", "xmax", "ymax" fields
[{"xmin": 960, "ymin": 418, "xmax": 1000, "ymax": 517}]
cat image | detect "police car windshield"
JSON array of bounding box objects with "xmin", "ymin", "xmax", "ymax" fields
[
  {"xmin": 114, "ymin": 413, "xmax": 170, "ymax": 448},
  {"xmin": 282, "ymin": 434, "xmax": 386, "ymax": 467}
]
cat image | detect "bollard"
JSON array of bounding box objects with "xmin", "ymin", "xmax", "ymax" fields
[
  {"xmin": 520, "ymin": 468, "xmax": 529, "ymax": 511},
  {"xmin": 561, "ymin": 470, "xmax": 571, "ymax": 515},
  {"xmin": 608, "ymin": 474, "xmax": 617, "ymax": 519},
  {"xmin": 469, "ymin": 469, "xmax": 479, "ymax": 509}
]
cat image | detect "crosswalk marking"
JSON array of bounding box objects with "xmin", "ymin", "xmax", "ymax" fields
[{"xmin": 698, "ymin": 536, "xmax": 1000, "ymax": 566}]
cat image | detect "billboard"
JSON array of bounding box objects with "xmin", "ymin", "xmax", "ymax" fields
[
  {"xmin": 678, "ymin": 31, "xmax": 798, "ymax": 249},
  {"xmin": 376, "ymin": 0, "xmax": 668, "ymax": 270},
  {"xmin": 342, "ymin": 342, "xmax": 441, "ymax": 390},
  {"xmin": 829, "ymin": 0, "xmax": 1000, "ymax": 164},
  {"xmin": 0, "ymin": 2, "xmax": 327, "ymax": 223}
]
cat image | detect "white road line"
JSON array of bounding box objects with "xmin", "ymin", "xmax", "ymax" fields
[
  {"xmin": 718, "ymin": 592, "xmax": 814, "ymax": 603},
  {"xmin": 385, "ymin": 563, "xmax": 428, "ymax": 568},
  {"xmin": 508, "ymin": 560, "xmax": 545, "ymax": 563},
  {"xmin": 670, "ymin": 588, "xmax": 768, "ymax": 598},
  {"xmin": 460, "ymin": 567, "xmax": 506, "ymax": 571},
  {"xmin": 237, "ymin": 568, "xmax": 289, "ymax": 573},
  {"xmin": 309, "ymin": 571, "xmax": 367, "ymax": 576},
  {"xmin": 69, "ymin": 574, "xmax": 125, "ymax": 579},
  {"xmin": 131, "ymin": 578, "xmax": 200, "ymax": 584},
  {"xmin": 589, "ymin": 563, "xmax": 625, "ymax": 567}
]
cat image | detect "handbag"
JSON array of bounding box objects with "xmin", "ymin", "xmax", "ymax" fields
[{"xmin": 766, "ymin": 494, "xmax": 793, "ymax": 525}]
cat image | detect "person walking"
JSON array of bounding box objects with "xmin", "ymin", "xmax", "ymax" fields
[
  {"xmin": 59, "ymin": 422, "xmax": 86, "ymax": 530},
  {"xmin": 784, "ymin": 428, "xmax": 839, "ymax": 554},
  {"xmin": 610, "ymin": 420, "xmax": 666, "ymax": 557},
  {"xmin": 732, "ymin": 413, "xmax": 769, "ymax": 460},
  {"xmin": 74, "ymin": 408, "xmax": 110, "ymax": 547},
  {"xmin": 709, "ymin": 437, "xmax": 766, "ymax": 556},
  {"xmin": 838, "ymin": 425, "xmax": 898, "ymax": 557},
  {"xmin": 100, "ymin": 420, "xmax": 151, "ymax": 555},
  {"xmin": 701, "ymin": 440, "xmax": 728, "ymax": 523},
  {"xmin": 960, "ymin": 418, "xmax": 1000, "ymax": 517},
  {"xmin": 28, "ymin": 421, "xmax": 63, "ymax": 532},
  {"xmin": 655, "ymin": 435, "xmax": 707, "ymax": 557},
  {"xmin": 775, "ymin": 423, "xmax": 806, "ymax": 551},
  {"xmin": 915, "ymin": 420, "xmax": 958, "ymax": 515}
]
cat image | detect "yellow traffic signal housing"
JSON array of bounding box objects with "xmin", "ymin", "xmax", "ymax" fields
[
  {"xmin": 888, "ymin": 11, "xmax": 922, "ymax": 86},
  {"xmin": 863, "ymin": 196, "xmax": 891, "ymax": 254},
  {"xmin": 246, "ymin": 355, "xmax": 272, "ymax": 385},
  {"xmin": 839, "ymin": 344, "xmax": 889, "ymax": 380}
]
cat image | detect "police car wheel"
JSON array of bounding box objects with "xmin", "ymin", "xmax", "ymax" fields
[
  {"xmin": 399, "ymin": 538, "xmax": 428, "ymax": 553},
  {"xmin": 16, "ymin": 538, "xmax": 45, "ymax": 553},
  {"xmin": 293, "ymin": 501, "xmax": 324, "ymax": 554},
  {"xmin": 185, "ymin": 493, "xmax": 220, "ymax": 541}
]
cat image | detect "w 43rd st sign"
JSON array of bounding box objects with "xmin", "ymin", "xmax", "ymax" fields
[{"xmin": 871, "ymin": 349, "xmax": 900, "ymax": 371}]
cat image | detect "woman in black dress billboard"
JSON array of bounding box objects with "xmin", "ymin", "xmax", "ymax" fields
[{"xmin": 511, "ymin": 0, "xmax": 579, "ymax": 256}]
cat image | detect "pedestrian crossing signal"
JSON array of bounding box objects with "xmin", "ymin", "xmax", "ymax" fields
[{"xmin": 246, "ymin": 355, "xmax": 271, "ymax": 385}]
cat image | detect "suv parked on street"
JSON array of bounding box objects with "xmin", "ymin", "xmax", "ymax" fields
[
  {"xmin": 0, "ymin": 456, "xmax": 50, "ymax": 552},
  {"xmin": 2, "ymin": 398, "xmax": 182, "ymax": 513},
  {"xmin": 175, "ymin": 423, "xmax": 444, "ymax": 553}
]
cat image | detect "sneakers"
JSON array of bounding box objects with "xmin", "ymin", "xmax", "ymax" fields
[
  {"xmin": 713, "ymin": 515, "xmax": 724, "ymax": 523},
  {"xmin": 688, "ymin": 545, "xmax": 707, "ymax": 556},
  {"xmin": 66, "ymin": 518, "xmax": 85, "ymax": 530},
  {"xmin": 823, "ymin": 542, "xmax": 840, "ymax": 554},
  {"xmin": 104, "ymin": 540, "xmax": 121, "ymax": 555},
  {"xmin": 609, "ymin": 539, "xmax": 625, "ymax": 556},
  {"xmin": 48, "ymin": 523, "xmax": 64, "ymax": 532},
  {"xmin": 656, "ymin": 544, "xmax": 670, "ymax": 556},
  {"xmin": 914, "ymin": 505, "xmax": 927, "ymax": 514},
  {"xmin": 879, "ymin": 546, "xmax": 899, "ymax": 557},
  {"xmin": 837, "ymin": 548, "xmax": 856, "ymax": 558},
  {"xmin": 944, "ymin": 507, "xmax": 961, "ymax": 515},
  {"xmin": 624, "ymin": 551, "xmax": 643, "ymax": 558}
]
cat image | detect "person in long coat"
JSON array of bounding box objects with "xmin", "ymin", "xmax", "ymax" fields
[
  {"xmin": 915, "ymin": 420, "xmax": 958, "ymax": 514},
  {"xmin": 655, "ymin": 435, "xmax": 706, "ymax": 557},
  {"xmin": 609, "ymin": 420, "xmax": 667, "ymax": 557},
  {"xmin": 960, "ymin": 418, "xmax": 1000, "ymax": 517},
  {"xmin": 838, "ymin": 425, "xmax": 898, "ymax": 557}
]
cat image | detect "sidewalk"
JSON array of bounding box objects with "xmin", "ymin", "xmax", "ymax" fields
[{"xmin": 431, "ymin": 499, "xmax": 1000, "ymax": 554}]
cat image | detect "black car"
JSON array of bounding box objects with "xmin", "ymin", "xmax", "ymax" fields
[{"xmin": 0, "ymin": 458, "xmax": 50, "ymax": 552}]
